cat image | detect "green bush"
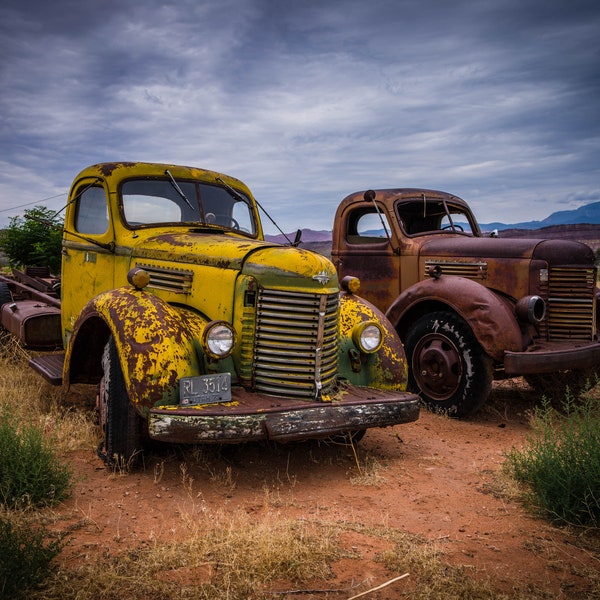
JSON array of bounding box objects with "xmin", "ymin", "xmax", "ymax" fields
[
  {"xmin": 0, "ymin": 513, "xmax": 66, "ymax": 599},
  {"xmin": 506, "ymin": 392, "xmax": 600, "ymax": 527},
  {"xmin": 0, "ymin": 206, "xmax": 63, "ymax": 274},
  {"xmin": 0, "ymin": 409, "xmax": 72, "ymax": 509}
]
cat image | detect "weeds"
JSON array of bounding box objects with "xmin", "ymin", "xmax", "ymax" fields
[
  {"xmin": 0, "ymin": 511, "xmax": 67, "ymax": 600},
  {"xmin": 0, "ymin": 407, "xmax": 73, "ymax": 509},
  {"xmin": 505, "ymin": 390, "xmax": 600, "ymax": 527}
]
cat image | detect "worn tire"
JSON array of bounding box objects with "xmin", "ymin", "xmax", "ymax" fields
[
  {"xmin": 99, "ymin": 337, "xmax": 144, "ymax": 469},
  {"xmin": 0, "ymin": 282, "xmax": 13, "ymax": 309},
  {"xmin": 404, "ymin": 311, "xmax": 493, "ymax": 417}
]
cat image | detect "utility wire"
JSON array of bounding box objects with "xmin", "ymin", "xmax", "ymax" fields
[{"xmin": 0, "ymin": 192, "xmax": 67, "ymax": 214}]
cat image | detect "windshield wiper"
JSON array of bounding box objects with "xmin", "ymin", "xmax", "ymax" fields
[{"xmin": 165, "ymin": 170, "xmax": 194, "ymax": 211}]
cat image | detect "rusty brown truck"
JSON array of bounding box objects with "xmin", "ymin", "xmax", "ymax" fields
[
  {"xmin": 332, "ymin": 188, "xmax": 600, "ymax": 416},
  {"xmin": 0, "ymin": 164, "xmax": 420, "ymax": 468}
]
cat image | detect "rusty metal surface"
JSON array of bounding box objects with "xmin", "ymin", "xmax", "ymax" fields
[
  {"xmin": 1, "ymin": 300, "xmax": 62, "ymax": 349},
  {"xmin": 149, "ymin": 384, "xmax": 419, "ymax": 444},
  {"xmin": 504, "ymin": 341, "xmax": 600, "ymax": 375}
]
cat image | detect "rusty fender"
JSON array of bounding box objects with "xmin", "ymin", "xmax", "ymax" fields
[
  {"xmin": 65, "ymin": 287, "xmax": 208, "ymax": 412},
  {"xmin": 386, "ymin": 276, "xmax": 522, "ymax": 362},
  {"xmin": 338, "ymin": 292, "xmax": 409, "ymax": 390}
]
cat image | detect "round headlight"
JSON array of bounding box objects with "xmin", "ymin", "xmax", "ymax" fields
[
  {"xmin": 352, "ymin": 321, "xmax": 383, "ymax": 354},
  {"xmin": 203, "ymin": 321, "xmax": 235, "ymax": 359}
]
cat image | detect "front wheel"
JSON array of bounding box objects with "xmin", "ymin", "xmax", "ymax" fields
[
  {"xmin": 404, "ymin": 311, "xmax": 493, "ymax": 417},
  {"xmin": 98, "ymin": 337, "xmax": 144, "ymax": 469}
]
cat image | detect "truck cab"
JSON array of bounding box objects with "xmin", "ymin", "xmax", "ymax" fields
[
  {"xmin": 332, "ymin": 188, "xmax": 600, "ymax": 416},
  {"xmin": 1, "ymin": 164, "xmax": 420, "ymax": 468}
]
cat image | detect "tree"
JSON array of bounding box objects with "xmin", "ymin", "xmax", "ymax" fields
[{"xmin": 0, "ymin": 206, "xmax": 63, "ymax": 274}]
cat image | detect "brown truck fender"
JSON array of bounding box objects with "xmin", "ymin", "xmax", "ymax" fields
[
  {"xmin": 338, "ymin": 292, "xmax": 409, "ymax": 391},
  {"xmin": 64, "ymin": 287, "xmax": 210, "ymax": 414},
  {"xmin": 386, "ymin": 276, "xmax": 522, "ymax": 363}
]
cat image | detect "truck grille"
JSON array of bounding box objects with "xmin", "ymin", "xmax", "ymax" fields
[
  {"xmin": 250, "ymin": 289, "xmax": 339, "ymax": 399},
  {"xmin": 424, "ymin": 260, "xmax": 487, "ymax": 281},
  {"xmin": 542, "ymin": 267, "xmax": 596, "ymax": 341},
  {"xmin": 135, "ymin": 264, "xmax": 193, "ymax": 294}
]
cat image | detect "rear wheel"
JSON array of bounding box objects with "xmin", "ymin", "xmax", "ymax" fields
[
  {"xmin": 98, "ymin": 337, "xmax": 144, "ymax": 469},
  {"xmin": 404, "ymin": 311, "xmax": 493, "ymax": 417}
]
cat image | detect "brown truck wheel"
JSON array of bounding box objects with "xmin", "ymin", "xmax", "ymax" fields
[
  {"xmin": 404, "ymin": 311, "xmax": 492, "ymax": 417},
  {"xmin": 98, "ymin": 336, "xmax": 144, "ymax": 469}
]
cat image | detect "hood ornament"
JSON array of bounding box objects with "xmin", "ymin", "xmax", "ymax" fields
[{"xmin": 313, "ymin": 270, "xmax": 331, "ymax": 286}]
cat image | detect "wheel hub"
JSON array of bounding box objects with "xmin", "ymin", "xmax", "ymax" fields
[{"xmin": 413, "ymin": 333, "xmax": 462, "ymax": 401}]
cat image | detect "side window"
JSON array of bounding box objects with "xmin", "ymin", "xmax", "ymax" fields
[
  {"xmin": 347, "ymin": 210, "xmax": 390, "ymax": 244},
  {"xmin": 75, "ymin": 186, "xmax": 109, "ymax": 235}
]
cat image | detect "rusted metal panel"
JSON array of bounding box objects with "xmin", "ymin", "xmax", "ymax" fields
[
  {"xmin": 148, "ymin": 384, "xmax": 420, "ymax": 444},
  {"xmin": 1, "ymin": 300, "xmax": 62, "ymax": 349}
]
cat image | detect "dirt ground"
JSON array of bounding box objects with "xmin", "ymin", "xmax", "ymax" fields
[{"xmin": 52, "ymin": 379, "xmax": 599, "ymax": 598}]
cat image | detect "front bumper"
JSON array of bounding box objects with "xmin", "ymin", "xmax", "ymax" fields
[
  {"xmin": 504, "ymin": 340, "xmax": 600, "ymax": 375},
  {"xmin": 148, "ymin": 383, "xmax": 419, "ymax": 444}
]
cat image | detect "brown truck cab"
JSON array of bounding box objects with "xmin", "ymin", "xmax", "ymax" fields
[{"xmin": 332, "ymin": 188, "xmax": 600, "ymax": 416}]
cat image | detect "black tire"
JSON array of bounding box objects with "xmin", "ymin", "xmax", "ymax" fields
[
  {"xmin": 98, "ymin": 337, "xmax": 144, "ymax": 469},
  {"xmin": 404, "ymin": 311, "xmax": 493, "ymax": 417},
  {"xmin": 0, "ymin": 282, "xmax": 13, "ymax": 310}
]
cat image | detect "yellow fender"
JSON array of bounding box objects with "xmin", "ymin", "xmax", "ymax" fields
[
  {"xmin": 65, "ymin": 287, "xmax": 209, "ymax": 413},
  {"xmin": 338, "ymin": 292, "xmax": 409, "ymax": 391}
]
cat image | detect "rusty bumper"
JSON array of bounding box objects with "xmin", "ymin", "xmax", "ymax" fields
[
  {"xmin": 148, "ymin": 385, "xmax": 419, "ymax": 444},
  {"xmin": 504, "ymin": 341, "xmax": 600, "ymax": 375}
]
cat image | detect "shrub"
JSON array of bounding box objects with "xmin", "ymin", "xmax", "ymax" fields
[
  {"xmin": 0, "ymin": 408, "xmax": 72, "ymax": 509},
  {"xmin": 0, "ymin": 513, "xmax": 66, "ymax": 599},
  {"xmin": 505, "ymin": 392, "xmax": 600, "ymax": 527},
  {"xmin": 0, "ymin": 206, "xmax": 63, "ymax": 274}
]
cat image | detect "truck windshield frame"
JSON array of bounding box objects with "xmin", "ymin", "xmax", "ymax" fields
[
  {"xmin": 395, "ymin": 198, "xmax": 478, "ymax": 237},
  {"xmin": 119, "ymin": 178, "xmax": 257, "ymax": 236}
]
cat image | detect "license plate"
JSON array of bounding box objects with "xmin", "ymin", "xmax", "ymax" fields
[{"xmin": 179, "ymin": 373, "xmax": 231, "ymax": 405}]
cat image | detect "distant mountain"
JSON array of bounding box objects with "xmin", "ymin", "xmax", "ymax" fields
[{"xmin": 480, "ymin": 201, "xmax": 600, "ymax": 231}]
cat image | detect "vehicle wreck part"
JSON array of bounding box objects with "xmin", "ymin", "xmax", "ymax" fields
[
  {"xmin": 404, "ymin": 310, "xmax": 493, "ymax": 417},
  {"xmin": 98, "ymin": 336, "xmax": 144, "ymax": 469},
  {"xmin": 0, "ymin": 282, "xmax": 13, "ymax": 309},
  {"xmin": 515, "ymin": 295, "xmax": 545, "ymax": 324}
]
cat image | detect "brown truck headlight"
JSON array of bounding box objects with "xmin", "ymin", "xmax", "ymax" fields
[
  {"xmin": 202, "ymin": 321, "xmax": 235, "ymax": 359},
  {"xmin": 353, "ymin": 321, "xmax": 383, "ymax": 353},
  {"xmin": 515, "ymin": 295, "xmax": 546, "ymax": 324}
]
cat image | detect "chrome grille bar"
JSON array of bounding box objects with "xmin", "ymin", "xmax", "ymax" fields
[
  {"xmin": 546, "ymin": 267, "xmax": 596, "ymax": 341},
  {"xmin": 253, "ymin": 289, "xmax": 339, "ymax": 398}
]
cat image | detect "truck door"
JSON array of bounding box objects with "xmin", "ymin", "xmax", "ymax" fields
[
  {"xmin": 61, "ymin": 178, "xmax": 115, "ymax": 343},
  {"xmin": 332, "ymin": 205, "xmax": 400, "ymax": 311}
]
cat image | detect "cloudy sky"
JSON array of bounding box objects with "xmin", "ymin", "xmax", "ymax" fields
[{"xmin": 1, "ymin": 0, "xmax": 599, "ymax": 234}]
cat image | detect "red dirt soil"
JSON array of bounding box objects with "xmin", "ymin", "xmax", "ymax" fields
[{"xmin": 52, "ymin": 379, "xmax": 599, "ymax": 598}]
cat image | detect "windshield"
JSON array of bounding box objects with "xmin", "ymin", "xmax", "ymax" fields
[
  {"xmin": 396, "ymin": 199, "xmax": 477, "ymax": 236},
  {"xmin": 120, "ymin": 178, "xmax": 257, "ymax": 235}
]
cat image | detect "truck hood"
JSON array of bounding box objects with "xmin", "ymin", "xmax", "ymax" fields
[
  {"xmin": 132, "ymin": 231, "xmax": 338, "ymax": 289},
  {"xmin": 419, "ymin": 235, "xmax": 595, "ymax": 265}
]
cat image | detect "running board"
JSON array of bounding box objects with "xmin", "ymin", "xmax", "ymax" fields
[{"xmin": 29, "ymin": 353, "xmax": 64, "ymax": 385}]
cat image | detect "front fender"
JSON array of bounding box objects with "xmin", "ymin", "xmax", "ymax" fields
[
  {"xmin": 387, "ymin": 276, "xmax": 522, "ymax": 362},
  {"xmin": 338, "ymin": 292, "xmax": 409, "ymax": 391},
  {"xmin": 65, "ymin": 287, "xmax": 209, "ymax": 412}
]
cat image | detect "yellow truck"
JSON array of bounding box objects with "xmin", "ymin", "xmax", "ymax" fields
[{"xmin": 0, "ymin": 162, "xmax": 419, "ymax": 467}]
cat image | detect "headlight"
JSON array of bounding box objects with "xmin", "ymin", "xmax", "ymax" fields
[
  {"xmin": 352, "ymin": 321, "xmax": 383, "ymax": 354},
  {"xmin": 202, "ymin": 321, "xmax": 235, "ymax": 359}
]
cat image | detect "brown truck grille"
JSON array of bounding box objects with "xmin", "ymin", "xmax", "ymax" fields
[
  {"xmin": 543, "ymin": 267, "xmax": 596, "ymax": 341},
  {"xmin": 135, "ymin": 264, "xmax": 193, "ymax": 294},
  {"xmin": 252, "ymin": 288, "xmax": 339, "ymax": 399},
  {"xmin": 424, "ymin": 260, "xmax": 487, "ymax": 281}
]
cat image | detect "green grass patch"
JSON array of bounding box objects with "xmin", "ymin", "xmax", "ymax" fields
[
  {"xmin": 0, "ymin": 512, "xmax": 67, "ymax": 599},
  {"xmin": 0, "ymin": 407, "xmax": 73, "ymax": 509},
  {"xmin": 505, "ymin": 391, "xmax": 600, "ymax": 527}
]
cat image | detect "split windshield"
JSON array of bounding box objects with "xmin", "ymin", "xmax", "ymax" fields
[{"xmin": 120, "ymin": 178, "xmax": 256, "ymax": 235}]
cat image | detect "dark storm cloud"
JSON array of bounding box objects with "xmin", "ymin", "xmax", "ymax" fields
[{"xmin": 0, "ymin": 0, "xmax": 598, "ymax": 231}]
